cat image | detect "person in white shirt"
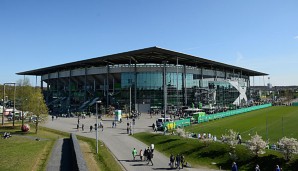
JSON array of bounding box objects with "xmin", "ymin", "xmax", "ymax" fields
[{"xmin": 151, "ymin": 144, "xmax": 155, "ymax": 153}]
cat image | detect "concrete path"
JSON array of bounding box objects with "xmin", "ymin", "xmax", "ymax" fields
[
  {"xmin": 46, "ymin": 138, "xmax": 73, "ymax": 171},
  {"xmin": 43, "ymin": 114, "xmax": 219, "ymax": 171}
]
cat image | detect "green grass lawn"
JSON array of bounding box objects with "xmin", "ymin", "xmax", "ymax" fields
[
  {"xmin": 133, "ymin": 106, "xmax": 298, "ymax": 170},
  {"xmin": 0, "ymin": 125, "xmax": 122, "ymax": 171},
  {"xmin": 0, "ymin": 125, "xmax": 67, "ymax": 171},
  {"xmin": 133, "ymin": 132, "xmax": 298, "ymax": 171},
  {"xmin": 185, "ymin": 106, "xmax": 298, "ymax": 143}
]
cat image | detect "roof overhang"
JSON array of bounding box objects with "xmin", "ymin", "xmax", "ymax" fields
[{"xmin": 16, "ymin": 46, "xmax": 268, "ymax": 76}]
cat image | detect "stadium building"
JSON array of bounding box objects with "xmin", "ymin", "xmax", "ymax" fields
[{"xmin": 17, "ymin": 47, "xmax": 267, "ymax": 114}]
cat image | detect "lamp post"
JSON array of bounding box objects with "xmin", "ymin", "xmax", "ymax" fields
[
  {"xmin": 2, "ymin": 83, "xmax": 16, "ymax": 126},
  {"xmin": 22, "ymin": 98, "xmax": 27, "ymax": 127},
  {"xmin": 96, "ymin": 100, "xmax": 101, "ymax": 154}
]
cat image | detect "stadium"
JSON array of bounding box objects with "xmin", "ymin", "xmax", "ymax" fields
[{"xmin": 17, "ymin": 47, "xmax": 267, "ymax": 114}]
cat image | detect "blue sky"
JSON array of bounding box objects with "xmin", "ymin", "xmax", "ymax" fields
[{"xmin": 1, "ymin": 0, "xmax": 297, "ymax": 86}]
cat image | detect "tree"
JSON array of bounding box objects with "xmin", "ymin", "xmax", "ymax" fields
[
  {"xmin": 222, "ymin": 129, "xmax": 238, "ymax": 146},
  {"xmin": 247, "ymin": 133, "xmax": 267, "ymax": 157},
  {"xmin": 221, "ymin": 129, "xmax": 239, "ymax": 161},
  {"xmin": 16, "ymin": 78, "xmax": 48, "ymax": 133},
  {"xmin": 278, "ymin": 137, "xmax": 298, "ymax": 161}
]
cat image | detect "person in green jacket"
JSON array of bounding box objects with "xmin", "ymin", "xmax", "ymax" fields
[{"xmin": 132, "ymin": 148, "xmax": 137, "ymax": 160}]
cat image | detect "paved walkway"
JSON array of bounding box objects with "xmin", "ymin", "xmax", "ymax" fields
[
  {"xmin": 46, "ymin": 138, "xmax": 73, "ymax": 171},
  {"xmin": 43, "ymin": 114, "xmax": 219, "ymax": 171}
]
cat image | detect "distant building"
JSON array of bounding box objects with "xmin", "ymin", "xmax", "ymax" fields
[{"xmin": 17, "ymin": 47, "xmax": 267, "ymax": 114}]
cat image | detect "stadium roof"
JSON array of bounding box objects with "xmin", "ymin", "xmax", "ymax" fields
[{"xmin": 17, "ymin": 46, "xmax": 267, "ymax": 76}]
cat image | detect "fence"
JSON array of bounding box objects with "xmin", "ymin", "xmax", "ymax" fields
[
  {"xmin": 163, "ymin": 104, "xmax": 272, "ymax": 130},
  {"xmin": 197, "ymin": 103, "xmax": 272, "ymax": 123}
]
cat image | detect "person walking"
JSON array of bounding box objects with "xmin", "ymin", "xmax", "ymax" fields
[
  {"xmin": 181, "ymin": 155, "xmax": 185, "ymax": 169},
  {"xmin": 151, "ymin": 143, "xmax": 155, "ymax": 153},
  {"xmin": 82, "ymin": 124, "xmax": 84, "ymax": 131},
  {"xmin": 139, "ymin": 149, "xmax": 143, "ymax": 161},
  {"xmin": 144, "ymin": 148, "xmax": 148, "ymax": 161},
  {"xmin": 170, "ymin": 154, "xmax": 175, "ymax": 168},
  {"xmin": 255, "ymin": 164, "xmax": 260, "ymax": 171},
  {"xmin": 132, "ymin": 148, "xmax": 137, "ymax": 160},
  {"xmin": 232, "ymin": 162, "xmax": 238, "ymax": 171},
  {"xmin": 237, "ymin": 133, "xmax": 242, "ymax": 144},
  {"xmin": 176, "ymin": 154, "xmax": 181, "ymax": 169},
  {"xmin": 275, "ymin": 165, "xmax": 281, "ymax": 171},
  {"xmin": 90, "ymin": 125, "xmax": 93, "ymax": 132},
  {"xmin": 147, "ymin": 150, "xmax": 154, "ymax": 166}
]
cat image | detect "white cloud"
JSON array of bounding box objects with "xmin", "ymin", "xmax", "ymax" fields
[{"xmin": 294, "ymin": 36, "xmax": 298, "ymax": 40}]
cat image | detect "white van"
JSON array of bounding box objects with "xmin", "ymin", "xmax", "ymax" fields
[{"xmin": 156, "ymin": 117, "xmax": 172, "ymax": 130}]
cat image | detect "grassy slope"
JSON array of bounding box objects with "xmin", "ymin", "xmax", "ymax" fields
[
  {"xmin": 133, "ymin": 106, "xmax": 298, "ymax": 170},
  {"xmin": 77, "ymin": 135, "xmax": 123, "ymax": 171},
  {"xmin": 185, "ymin": 106, "xmax": 298, "ymax": 143},
  {"xmin": 0, "ymin": 125, "xmax": 67, "ymax": 171},
  {"xmin": 0, "ymin": 125, "xmax": 122, "ymax": 171},
  {"xmin": 134, "ymin": 132, "xmax": 298, "ymax": 171}
]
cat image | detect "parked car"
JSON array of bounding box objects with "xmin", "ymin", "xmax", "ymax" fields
[{"xmin": 30, "ymin": 115, "xmax": 43, "ymax": 123}]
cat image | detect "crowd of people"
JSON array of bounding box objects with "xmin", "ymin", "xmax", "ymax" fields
[
  {"xmin": 231, "ymin": 162, "xmax": 283, "ymax": 171},
  {"xmin": 169, "ymin": 153, "xmax": 186, "ymax": 169},
  {"xmin": 132, "ymin": 144, "xmax": 155, "ymax": 166}
]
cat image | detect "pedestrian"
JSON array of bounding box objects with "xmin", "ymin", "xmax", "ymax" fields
[
  {"xmin": 151, "ymin": 143, "xmax": 155, "ymax": 153},
  {"xmin": 276, "ymin": 165, "xmax": 280, "ymax": 171},
  {"xmin": 114, "ymin": 121, "xmax": 117, "ymax": 128},
  {"xmin": 147, "ymin": 149, "xmax": 154, "ymax": 165},
  {"xmin": 132, "ymin": 148, "xmax": 137, "ymax": 160},
  {"xmin": 112, "ymin": 121, "xmax": 114, "ymax": 128},
  {"xmin": 237, "ymin": 133, "xmax": 242, "ymax": 144},
  {"xmin": 152, "ymin": 123, "xmax": 155, "ymax": 130},
  {"xmin": 102, "ymin": 124, "xmax": 104, "ymax": 131},
  {"xmin": 82, "ymin": 124, "xmax": 84, "ymax": 131},
  {"xmin": 129, "ymin": 125, "xmax": 132, "ymax": 135},
  {"xmin": 154, "ymin": 125, "xmax": 157, "ymax": 132},
  {"xmin": 170, "ymin": 154, "xmax": 175, "ymax": 168},
  {"xmin": 144, "ymin": 148, "xmax": 148, "ymax": 161},
  {"xmin": 90, "ymin": 125, "xmax": 93, "ymax": 132},
  {"xmin": 176, "ymin": 154, "xmax": 181, "ymax": 169},
  {"xmin": 77, "ymin": 124, "xmax": 79, "ymax": 130},
  {"xmin": 181, "ymin": 155, "xmax": 185, "ymax": 169},
  {"xmin": 139, "ymin": 149, "xmax": 143, "ymax": 161},
  {"xmin": 255, "ymin": 164, "xmax": 260, "ymax": 171},
  {"xmin": 52, "ymin": 115, "xmax": 54, "ymax": 121},
  {"xmin": 232, "ymin": 162, "xmax": 238, "ymax": 171}
]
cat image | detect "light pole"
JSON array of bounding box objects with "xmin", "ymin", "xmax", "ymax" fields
[
  {"xmin": 22, "ymin": 98, "xmax": 27, "ymax": 127},
  {"xmin": 96, "ymin": 100, "xmax": 101, "ymax": 154},
  {"xmin": 266, "ymin": 112, "xmax": 268, "ymax": 141},
  {"xmin": 2, "ymin": 83, "xmax": 16, "ymax": 126},
  {"xmin": 163, "ymin": 61, "xmax": 168, "ymax": 135}
]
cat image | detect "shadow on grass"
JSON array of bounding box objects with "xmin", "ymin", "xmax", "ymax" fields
[{"xmin": 158, "ymin": 138, "xmax": 179, "ymax": 145}]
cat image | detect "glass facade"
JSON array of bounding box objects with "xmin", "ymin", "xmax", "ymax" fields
[{"xmin": 43, "ymin": 64, "xmax": 250, "ymax": 114}]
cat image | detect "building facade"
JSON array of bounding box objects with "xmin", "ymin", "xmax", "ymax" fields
[{"xmin": 17, "ymin": 47, "xmax": 267, "ymax": 114}]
